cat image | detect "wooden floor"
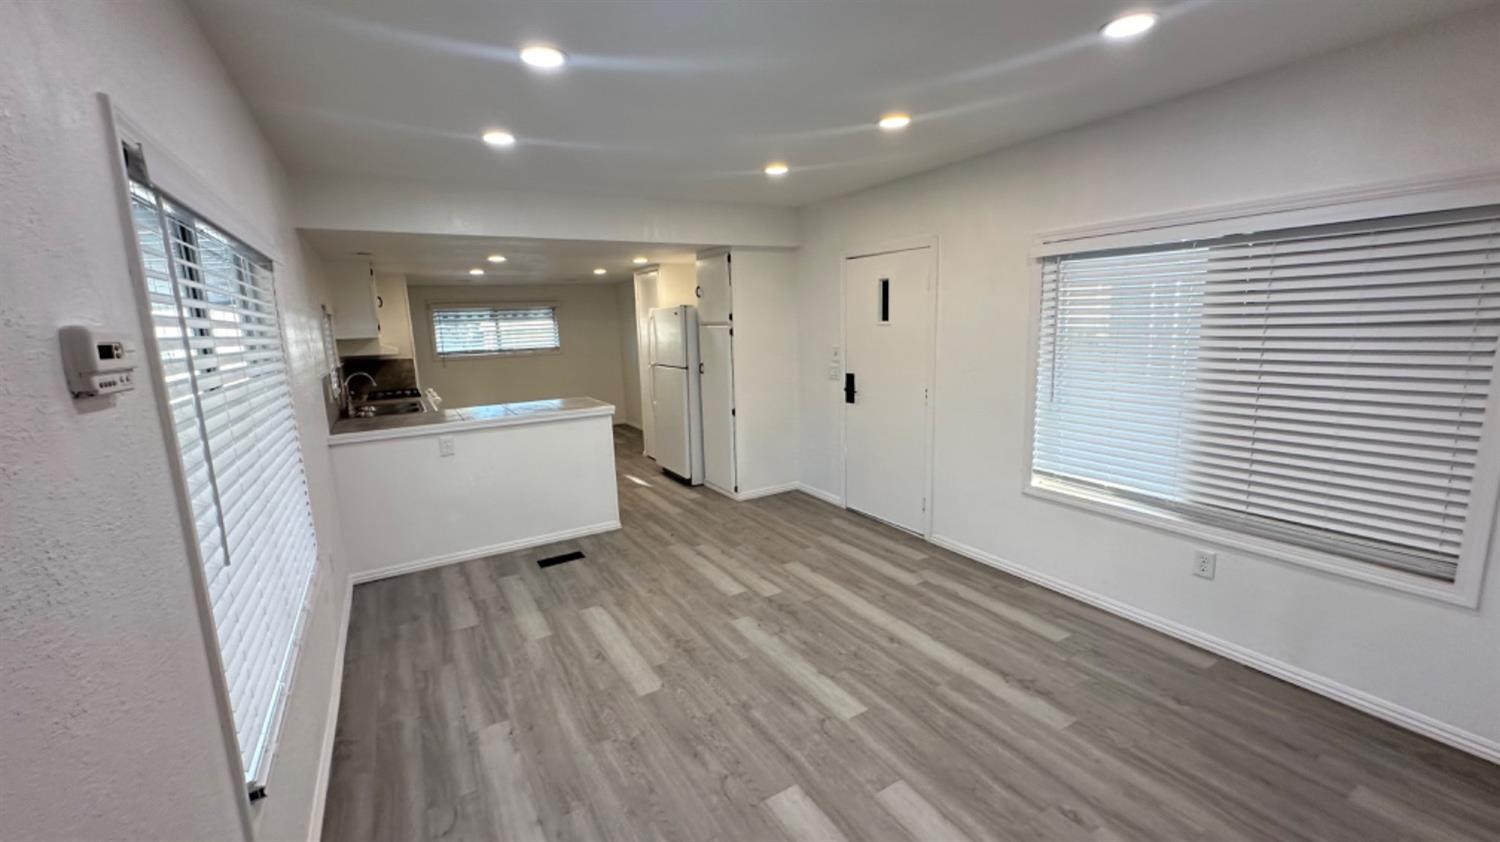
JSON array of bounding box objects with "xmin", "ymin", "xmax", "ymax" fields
[{"xmin": 322, "ymin": 426, "xmax": 1500, "ymax": 842}]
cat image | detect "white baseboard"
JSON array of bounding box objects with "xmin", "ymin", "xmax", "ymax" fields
[
  {"xmin": 794, "ymin": 483, "xmax": 843, "ymax": 506},
  {"xmin": 929, "ymin": 535, "xmax": 1500, "ymax": 765},
  {"xmin": 735, "ymin": 482, "xmax": 800, "ymax": 501},
  {"xmin": 349, "ymin": 521, "xmax": 623, "ymax": 585},
  {"xmin": 307, "ymin": 578, "xmax": 353, "ymax": 842}
]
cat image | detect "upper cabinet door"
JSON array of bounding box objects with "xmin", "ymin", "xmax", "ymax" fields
[
  {"xmin": 330, "ymin": 261, "xmax": 380, "ymax": 339},
  {"xmin": 695, "ymin": 251, "xmax": 732, "ymax": 325}
]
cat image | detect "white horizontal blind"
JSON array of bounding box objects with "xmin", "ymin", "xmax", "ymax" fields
[
  {"xmin": 432, "ymin": 305, "xmax": 560, "ymax": 356},
  {"xmin": 128, "ymin": 180, "xmax": 319, "ymax": 789},
  {"xmin": 1034, "ymin": 205, "xmax": 1500, "ymax": 582}
]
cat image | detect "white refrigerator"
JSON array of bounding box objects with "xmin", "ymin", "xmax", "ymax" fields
[{"xmin": 648, "ymin": 305, "xmax": 704, "ymax": 484}]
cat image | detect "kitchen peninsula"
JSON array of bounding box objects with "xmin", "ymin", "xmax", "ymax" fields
[{"xmin": 328, "ymin": 397, "xmax": 620, "ymax": 580}]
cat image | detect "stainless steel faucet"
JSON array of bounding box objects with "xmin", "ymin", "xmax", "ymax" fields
[{"xmin": 341, "ymin": 371, "xmax": 377, "ymax": 415}]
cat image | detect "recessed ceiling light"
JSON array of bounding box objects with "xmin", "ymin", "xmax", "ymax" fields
[
  {"xmin": 632, "ymin": 256, "xmax": 649, "ymax": 265},
  {"xmin": 593, "ymin": 267, "xmax": 607, "ymax": 275},
  {"xmin": 482, "ymin": 130, "xmax": 516, "ymax": 147},
  {"xmin": 878, "ymin": 113, "xmax": 912, "ymax": 131},
  {"xmin": 764, "ymin": 162, "xmax": 789, "ymax": 177},
  {"xmin": 487, "ymin": 254, "xmax": 506, "ymax": 263},
  {"xmin": 1101, "ymin": 11, "xmax": 1158, "ymax": 39},
  {"xmin": 520, "ymin": 44, "xmax": 567, "ymax": 69},
  {"xmin": 469, "ymin": 268, "xmax": 485, "ymax": 276}
]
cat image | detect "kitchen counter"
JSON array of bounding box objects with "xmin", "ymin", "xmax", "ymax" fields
[
  {"xmin": 329, "ymin": 396, "xmax": 615, "ymax": 446},
  {"xmin": 328, "ymin": 395, "xmax": 621, "ymax": 578}
]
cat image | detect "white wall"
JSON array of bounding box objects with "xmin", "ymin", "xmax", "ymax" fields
[
  {"xmin": 616, "ymin": 282, "xmax": 643, "ymax": 427},
  {"xmin": 796, "ymin": 6, "xmax": 1500, "ymax": 756},
  {"xmin": 408, "ymin": 283, "xmax": 630, "ymax": 410},
  {"xmin": 0, "ymin": 1, "xmax": 350, "ymax": 840},
  {"xmin": 293, "ymin": 174, "xmax": 800, "ymax": 248}
]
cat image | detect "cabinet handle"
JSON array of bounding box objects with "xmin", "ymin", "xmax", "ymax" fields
[
  {"xmin": 695, "ymin": 285, "xmax": 703, "ymax": 298},
  {"xmin": 377, "ymin": 295, "xmax": 383, "ymax": 308}
]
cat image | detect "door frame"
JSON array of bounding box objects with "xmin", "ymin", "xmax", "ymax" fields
[{"xmin": 839, "ymin": 235, "xmax": 940, "ymax": 538}]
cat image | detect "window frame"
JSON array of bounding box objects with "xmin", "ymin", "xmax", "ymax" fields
[
  {"xmin": 429, "ymin": 301, "xmax": 563, "ymax": 359},
  {"xmin": 107, "ymin": 98, "xmax": 319, "ymax": 824},
  {"xmin": 1023, "ymin": 172, "xmax": 1500, "ymax": 608}
]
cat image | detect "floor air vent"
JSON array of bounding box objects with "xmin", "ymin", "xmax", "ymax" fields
[{"xmin": 537, "ymin": 550, "xmax": 586, "ymax": 569}]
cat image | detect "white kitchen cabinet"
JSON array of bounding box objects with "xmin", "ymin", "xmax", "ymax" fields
[
  {"xmin": 332, "ymin": 263, "xmax": 415, "ymax": 358},
  {"xmin": 693, "ymin": 248, "xmax": 797, "ymax": 499},
  {"xmin": 330, "ymin": 260, "xmax": 380, "ymax": 339},
  {"xmin": 694, "ymin": 250, "xmax": 733, "ymax": 324}
]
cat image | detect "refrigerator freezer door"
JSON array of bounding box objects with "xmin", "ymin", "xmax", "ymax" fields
[
  {"xmin": 649, "ymin": 306, "xmax": 688, "ymax": 368},
  {"xmin": 651, "ymin": 365, "xmax": 691, "ymax": 478}
]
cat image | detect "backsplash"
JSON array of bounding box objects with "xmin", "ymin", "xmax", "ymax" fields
[{"xmin": 341, "ymin": 357, "xmax": 418, "ymax": 392}]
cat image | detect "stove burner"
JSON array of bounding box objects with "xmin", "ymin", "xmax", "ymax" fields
[{"xmin": 366, "ymin": 388, "xmax": 422, "ymax": 401}]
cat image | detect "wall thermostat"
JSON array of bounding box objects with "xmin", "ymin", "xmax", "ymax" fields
[{"xmin": 60, "ymin": 326, "xmax": 137, "ymax": 399}]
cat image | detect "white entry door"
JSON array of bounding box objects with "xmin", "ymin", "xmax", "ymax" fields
[{"xmin": 843, "ymin": 247, "xmax": 933, "ymax": 533}]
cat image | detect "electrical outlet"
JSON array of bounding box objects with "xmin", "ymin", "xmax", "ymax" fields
[
  {"xmin": 1193, "ymin": 549, "xmax": 1217, "ymax": 580},
  {"xmin": 438, "ymin": 436, "xmax": 455, "ymax": 458}
]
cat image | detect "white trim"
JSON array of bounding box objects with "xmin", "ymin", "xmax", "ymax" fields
[
  {"xmin": 1033, "ymin": 167, "xmax": 1500, "ymax": 257},
  {"xmin": 733, "ymin": 482, "xmax": 800, "ymax": 501},
  {"xmin": 348, "ymin": 521, "xmax": 622, "ymax": 585},
  {"xmin": 102, "ymin": 94, "xmax": 257, "ymax": 839},
  {"xmin": 795, "ymin": 483, "xmax": 845, "ymax": 506},
  {"xmin": 306, "ymin": 579, "xmax": 353, "ymax": 842},
  {"xmin": 927, "ymin": 535, "xmax": 1500, "ymax": 765}
]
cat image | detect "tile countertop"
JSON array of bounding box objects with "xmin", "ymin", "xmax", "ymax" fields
[{"xmin": 329, "ymin": 397, "xmax": 615, "ymax": 446}]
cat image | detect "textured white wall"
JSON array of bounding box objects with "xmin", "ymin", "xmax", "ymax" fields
[
  {"xmin": 0, "ymin": 1, "xmax": 349, "ymax": 840},
  {"xmin": 408, "ymin": 283, "xmax": 630, "ymax": 411},
  {"xmin": 796, "ymin": 6, "xmax": 1500, "ymax": 753}
]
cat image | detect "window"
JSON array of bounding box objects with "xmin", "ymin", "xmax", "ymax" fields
[
  {"xmin": 431, "ymin": 304, "xmax": 561, "ymax": 357},
  {"xmin": 127, "ymin": 176, "xmax": 319, "ymax": 794},
  {"xmin": 1032, "ymin": 204, "xmax": 1500, "ymax": 586}
]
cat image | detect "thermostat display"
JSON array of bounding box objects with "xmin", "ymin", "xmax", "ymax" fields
[{"xmin": 60, "ymin": 326, "xmax": 137, "ymax": 399}]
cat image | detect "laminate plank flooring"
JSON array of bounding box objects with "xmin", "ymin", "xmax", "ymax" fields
[{"xmin": 323, "ymin": 426, "xmax": 1500, "ymax": 842}]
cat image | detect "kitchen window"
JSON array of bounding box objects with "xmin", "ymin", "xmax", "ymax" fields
[
  {"xmin": 1029, "ymin": 203, "xmax": 1500, "ymax": 596},
  {"xmin": 432, "ymin": 304, "xmax": 561, "ymax": 357},
  {"xmin": 126, "ymin": 172, "xmax": 319, "ymax": 796}
]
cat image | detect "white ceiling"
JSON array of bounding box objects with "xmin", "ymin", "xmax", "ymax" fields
[
  {"xmin": 188, "ymin": 0, "xmax": 1487, "ymax": 207},
  {"xmin": 300, "ymin": 230, "xmax": 699, "ymax": 285}
]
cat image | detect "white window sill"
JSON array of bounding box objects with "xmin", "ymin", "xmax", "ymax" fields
[{"xmin": 1023, "ymin": 477, "xmax": 1483, "ymax": 608}]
